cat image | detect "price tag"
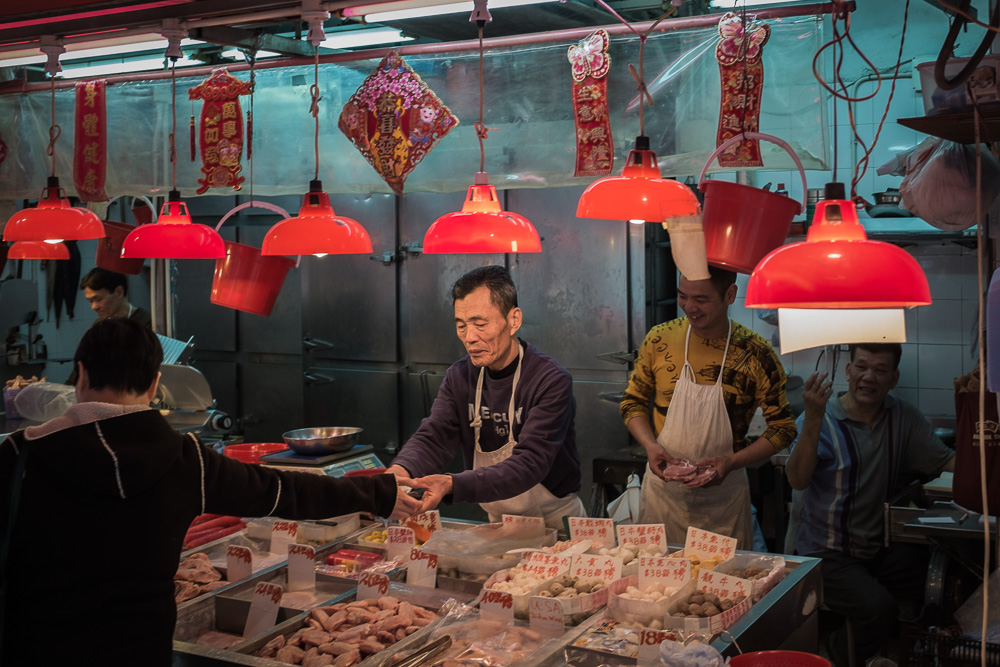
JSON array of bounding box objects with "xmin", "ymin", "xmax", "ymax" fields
[
  {"xmin": 521, "ymin": 550, "xmax": 573, "ymax": 580},
  {"xmin": 226, "ymin": 545, "xmax": 253, "ymax": 582},
  {"xmin": 568, "ymin": 517, "xmax": 615, "ymax": 547},
  {"xmin": 287, "ymin": 543, "xmax": 316, "ymax": 592},
  {"xmin": 570, "ymin": 553, "xmax": 621, "ymax": 583},
  {"xmin": 638, "ymin": 557, "xmax": 690, "ymax": 590},
  {"xmin": 270, "ymin": 520, "xmax": 298, "ymax": 556},
  {"xmin": 244, "ymin": 581, "xmax": 282, "ymax": 638},
  {"xmin": 386, "ymin": 526, "xmax": 415, "ymax": 564},
  {"xmin": 700, "ymin": 569, "xmax": 751, "ymax": 602},
  {"xmin": 358, "ymin": 571, "xmax": 390, "ymax": 600},
  {"xmin": 637, "ymin": 629, "xmax": 672, "ymax": 663},
  {"xmin": 503, "ymin": 514, "xmax": 545, "ymax": 531},
  {"xmin": 616, "ymin": 524, "xmax": 667, "ymax": 550},
  {"xmin": 684, "ymin": 526, "xmax": 737, "ymax": 562},
  {"xmin": 408, "ymin": 510, "xmax": 441, "ymax": 533},
  {"xmin": 479, "ymin": 589, "xmax": 515, "ymax": 619},
  {"xmin": 406, "ymin": 547, "xmax": 438, "ymax": 588},
  {"xmin": 528, "ymin": 595, "xmax": 564, "ymax": 633}
]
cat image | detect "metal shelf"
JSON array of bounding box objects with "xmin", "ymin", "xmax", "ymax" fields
[{"xmin": 898, "ymin": 111, "xmax": 1000, "ymax": 144}]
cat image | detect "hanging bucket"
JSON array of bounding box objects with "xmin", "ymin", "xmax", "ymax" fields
[
  {"xmin": 210, "ymin": 241, "xmax": 295, "ymax": 317},
  {"xmin": 698, "ymin": 132, "xmax": 807, "ymax": 275},
  {"xmin": 96, "ymin": 220, "xmax": 145, "ymax": 274}
]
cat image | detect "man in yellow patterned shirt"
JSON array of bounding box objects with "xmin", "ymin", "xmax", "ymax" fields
[{"xmin": 619, "ymin": 267, "xmax": 795, "ymax": 547}]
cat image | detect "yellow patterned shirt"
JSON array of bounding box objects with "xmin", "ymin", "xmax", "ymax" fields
[{"xmin": 620, "ymin": 318, "xmax": 796, "ymax": 453}]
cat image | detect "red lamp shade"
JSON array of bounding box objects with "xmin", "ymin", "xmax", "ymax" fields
[
  {"xmin": 576, "ymin": 136, "xmax": 700, "ymax": 224},
  {"xmin": 746, "ymin": 190, "xmax": 931, "ymax": 309},
  {"xmin": 3, "ymin": 177, "xmax": 105, "ymax": 243},
  {"xmin": 7, "ymin": 241, "xmax": 70, "ymax": 260},
  {"xmin": 423, "ymin": 173, "xmax": 541, "ymax": 254},
  {"xmin": 261, "ymin": 181, "xmax": 373, "ymax": 257},
  {"xmin": 121, "ymin": 190, "xmax": 226, "ymax": 259}
]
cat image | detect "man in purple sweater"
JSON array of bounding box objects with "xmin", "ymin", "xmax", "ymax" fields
[{"xmin": 387, "ymin": 265, "xmax": 585, "ymax": 529}]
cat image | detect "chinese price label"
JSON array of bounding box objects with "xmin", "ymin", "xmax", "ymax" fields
[
  {"xmin": 406, "ymin": 547, "xmax": 438, "ymax": 588},
  {"xmin": 568, "ymin": 517, "xmax": 614, "ymax": 547},
  {"xmin": 270, "ymin": 520, "xmax": 298, "ymax": 556},
  {"xmin": 287, "ymin": 543, "xmax": 316, "ymax": 592},
  {"xmin": 638, "ymin": 557, "xmax": 690, "ymax": 590},
  {"xmin": 521, "ymin": 551, "xmax": 572, "ymax": 580},
  {"xmin": 245, "ymin": 581, "xmax": 282, "ymax": 638},
  {"xmin": 358, "ymin": 571, "xmax": 389, "ymax": 600},
  {"xmin": 386, "ymin": 526, "xmax": 415, "ymax": 564},
  {"xmin": 503, "ymin": 514, "xmax": 545, "ymax": 531},
  {"xmin": 570, "ymin": 553, "xmax": 621, "ymax": 583},
  {"xmin": 480, "ymin": 589, "xmax": 515, "ymax": 619},
  {"xmin": 684, "ymin": 526, "xmax": 736, "ymax": 561},
  {"xmin": 409, "ymin": 510, "xmax": 441, "ymax": 533},
  {"xmin": 226, "ymin": 545, "xmax": 252, "ymax": 582},
  {"xmin": 616, "ymin": 524, "xmax": 667, "ymax": 550}
]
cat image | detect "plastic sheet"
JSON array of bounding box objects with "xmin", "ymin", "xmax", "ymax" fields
[{"xmin": 0, "ymin": 16, "xmax": 826, "ymax": 201}]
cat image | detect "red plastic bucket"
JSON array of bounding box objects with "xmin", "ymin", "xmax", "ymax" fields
[
  {"xmin": 698, "ymin": 132, "xmax": 806, "ymax": 275},
  {"xmin": 224, "ymin": 442, "xmax": 288, "ymax": 464},
  {"xmin": 96, "ymin": 220, "xmax": 145, "ymax": 275},
  {"xmin": 210, "ymin": 241, "xmax": 295, "ymax": 317},
  {"xmin": 728, "ymin": 651, "xmax": 830, "ymax": 667}
]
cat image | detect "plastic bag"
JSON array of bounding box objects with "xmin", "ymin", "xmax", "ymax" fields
[
  {"xmin": 419, "ymin": 520, "xmax": 546, "ymax": 558},
  {"xmin": 658, "ymin": 639, "xmax": 725, "ymax": 666},
  {"xmin": 13, "ymin": 381, "xmax": 77, "ymax": 422},
  {"xmin": 898, "ymin": 137, "xmax": 1000, "ymax": 231},
  {"xmin": 607, "ymin": 473, "xmax": 641, "ymax": 525}
]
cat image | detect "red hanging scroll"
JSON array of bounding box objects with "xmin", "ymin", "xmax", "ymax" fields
[
  {"xmin": 569, "ymin": 30, "xmax": 613, "ymax": 177},
  {"xmin": 73, "ymin": 79, "xmax": 108, "ymax": 202},
  {"xmin": 715, "ymin": 13, "xmax": 771, "ymax": 168},
  {"xmin": 338, "ymin": 51, "xmax": 459, "ymax": 196},
  {"xmin": 188, "ymin": 68, "xmax": 252, "ymax": 195}
]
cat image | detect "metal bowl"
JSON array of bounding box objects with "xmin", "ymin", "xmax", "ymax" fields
[{"xmin": 282, "ymin": 427, "xmax": 363, "ymax": 455}]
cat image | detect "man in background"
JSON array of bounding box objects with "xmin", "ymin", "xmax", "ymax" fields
[
  {"xmin": 80, "ymin": 267, "xmax": 151, "ymax": 327},
  {"xmin": 786, "ymin": 343, "xmax": 955, "ymax": 664}
]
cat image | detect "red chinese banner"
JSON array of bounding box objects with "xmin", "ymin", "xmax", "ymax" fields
[
  {"xmin": 188, "ymin": 68, "xmax": 252, "ymax": 195},
  {"xmin": 73, "ymin": 80, "xmax": 108, "ymax": 202},
  {"xmin": 339, "ymin": 51, "xmax": 459, "ymax": 196},
  {"xmin": 715, "ymin": 13, "xmax": 770, "ymax": 168},
  {"xmin": 569, "ymin": 30, "xmax": 613, "ymax": 177}
]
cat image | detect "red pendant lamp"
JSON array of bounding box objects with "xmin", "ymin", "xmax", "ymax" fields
[
  {"xmin": 422, "ymin": 1, "xmax": 541, "ymax": 254},
  {"xmin": 3, "ymin": 43, "xmax": 104, "ymax": 245},
  {"xmin": 262, "ymin": 12, "xmax": 372, "ymax": 257},
  {"xmin": 575, "ymin": 13, "xmax": 698, "ymax": 224},
  {"xmin": 576, "ymin": 135, "xmax": 700, "ymax": 224},
  {"xmin": 745, "ymin": 183, "xmax": 931, "ymax": 309},
  {"xmin": 8, "ymin": 240, "xmax": 70, "ymax": 260},
  {"xmin": 121, "ymin": 39, "xmax": 225, "ymax": 260}
]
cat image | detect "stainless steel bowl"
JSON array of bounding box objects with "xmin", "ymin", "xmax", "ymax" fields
[{"xmin": 282, "ymin": 426, "xmax": 363, "ymax": 455}]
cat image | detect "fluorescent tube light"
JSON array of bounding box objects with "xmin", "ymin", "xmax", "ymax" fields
[
  {"xmin": 0, "ymin": 37, "xmax": 204, "ymax": 67},
  {"xmin": 221, "ymin": 49, "xmax": 282, "ymax": 59},
  {"xmin": 709, "ymin": 0, "xmax": 801, "ymax": 6},
  {"xmin": 348, "ymin": 0, "xmax": 554, "ymax": 22},
  {"xmin": 320, "ymin": 28, "xmax": 415, "ymax": 49},
  {"xmin": 60, "ymin": 56, "xmax": 199, "ymax": 79},
  {"xmin": 777, "ymin": 308, "xmax": 906, "ymax": 354}
]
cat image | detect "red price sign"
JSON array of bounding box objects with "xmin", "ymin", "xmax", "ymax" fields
[
  {"xmin": 245, "ymin": 581, "xmax": 282, "ymax": 638},
  {"xmin": 358, "ymin": 572, "xmax": 389, "ymax": 600},
  {"xmin": 637, "ymin": 628, "xmax": 673, "ymax": 662},
  {"xmin": 480, "ymin": 589, "xmax": 514, "ymax": 619},
  {"xmin": 700, "ymin": 569, "xmax": 748, "ymax": 600},
  {"xmin": 287, "ymin": 543, "xmax": 316, "ymax": 592},
  {"xmin": 270, "ymin": 520, "xmax": 298, "ymax": 555},
  {"xmin": 502, "ymin": 514, "xmax": 545, "ymax": 531},
  {"xmin": 639, "ymin": 556, "xmax": 689, "ymax": 589},
  {"xmin": 409, "ymin": 510, "xmax": 441, "ymax": 532},
  {"xmin": 570, "ymin": 554, "xmax": 621, "ymax": 583},
  {"xmin": 684, "ymin": 526, "xmax": 736, "ymax": 561},
  {"xmin": 406, "ymin": 547, "xmax": 438, "ymax": 588},
  {"xmin": 568, "ymin": 517, "xmax": 614, "ymax": 547},
  {"xmin": 226, "ymin": 545, "xmax": 252, "ymax": 582},
  {"xmin": 616, "ymin": 523, "xmax": 667, "ymax": 550}
]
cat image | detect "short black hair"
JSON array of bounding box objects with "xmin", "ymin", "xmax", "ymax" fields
[
  {"xmin": 707, "ymin": 265, "xmax": 737, "ymax": 299},
  {"xmin": 849, "ymin": 343, "xmax": 903, "ymax": 370},
  {"xmin": 80, "ymin": 267, "xmax": 129, "ymax": 297},
  {"xmin": 74, "ymin": 318, "xmax": 162, "ymax": 394},
  {"xmin": 451, "ymin": 265, "xmax": 518, "ymax": 317}
]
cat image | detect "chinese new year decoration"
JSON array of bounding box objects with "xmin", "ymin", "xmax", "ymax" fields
[
  {"xmin": 188, "ymin": 68, "xmax": 252, "ymax": 195},
  {"xmin": 569, "ymin": 30, "xmax": 613, "ymax": 177},
  {"xmin": 73, "ymin": 80, "xmax": 108, "ymax": 202},
  {"xmin": 715, "ymin": 12, "xmax": 770, "ymax": 168}
]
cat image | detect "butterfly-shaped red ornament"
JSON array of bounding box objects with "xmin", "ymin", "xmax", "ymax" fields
[
  {"xmin": 715, "ymin": 13, "xmax": 771, "ymax": 168},
  {"xmin": 569, "ymin": 30, "xmax": 614, "ymax": 177}
]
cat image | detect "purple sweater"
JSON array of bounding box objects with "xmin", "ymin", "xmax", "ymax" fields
[{"xmin": 392, "ymin": 340, "xmax": 581, "ymax": 503}]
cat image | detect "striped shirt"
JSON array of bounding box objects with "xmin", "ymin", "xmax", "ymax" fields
[{"xmin": 791, "ymin": 393, "xmax": 954, "ymax": 559}]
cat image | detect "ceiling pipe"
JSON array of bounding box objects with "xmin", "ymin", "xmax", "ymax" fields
[{"xmin": 0, "ymin": 1, "xmax": 849, "ymax": 93}]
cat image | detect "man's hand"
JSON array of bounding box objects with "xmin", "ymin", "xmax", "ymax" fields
[
  {"xmin": 645, "ymin": 444, "xmax": 675, "ymax": 480},
  {"xmin": 386, "ymin": 464, "xmax": 415, "ymax": 486},
  {"xmin": 390, "ymin": 485, "xmax": 422, "ymax": 520},
  {"xmin": 688, "ymin": 455, "xmax": 732, "ymax": 487},
  {"xmin": 408, "ymin": 474, "xmax": 453, "ymax": 514},
  {"xmin": 803, "ymin": 371, "xmax": 833, "ymax": 420}
]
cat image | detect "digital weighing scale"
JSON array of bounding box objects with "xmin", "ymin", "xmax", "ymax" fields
[{"xmin": 259, "ymin": 444, "xmax": 384, "ymax": 477}]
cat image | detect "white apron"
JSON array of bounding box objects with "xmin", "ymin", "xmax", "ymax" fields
[
  {"xmin": 472, "ymin": 345, "xmax": 586, "ymax": 531},
  {"xmin": 637, "ymin": 321, "xmax": 753, "ymax": 548}
]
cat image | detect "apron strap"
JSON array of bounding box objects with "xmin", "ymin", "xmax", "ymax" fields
[
  {"xmin": 472, "ymin": 342, "xmax": 524, "ymax": 452},
  {"xmin": 683, "ymin": 319, "xmax": 733, "ymax": 386}
]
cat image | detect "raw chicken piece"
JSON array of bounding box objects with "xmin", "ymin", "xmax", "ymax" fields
[{"xmin": 175, "ymin": 552, "xmax": 223, "ymax": 583}]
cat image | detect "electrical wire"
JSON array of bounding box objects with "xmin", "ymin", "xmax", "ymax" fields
[
  {"xmin": 310, "ymin": 46, "xmax": 321, "ymax": 182},
  {"xmin": 45, "ymin": 75, "xmax": 60, "ymax": 179},
  {"xmin": 169, "ymin": 60, "xmax": 177, "ymax": 191},
  {"xmin": 475, "ymin": 23, "xmax": 490, "ymax": 174},
  {"xmin": 932, "ymin": 0, "xmax": 1000, "ymax": 91}
]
